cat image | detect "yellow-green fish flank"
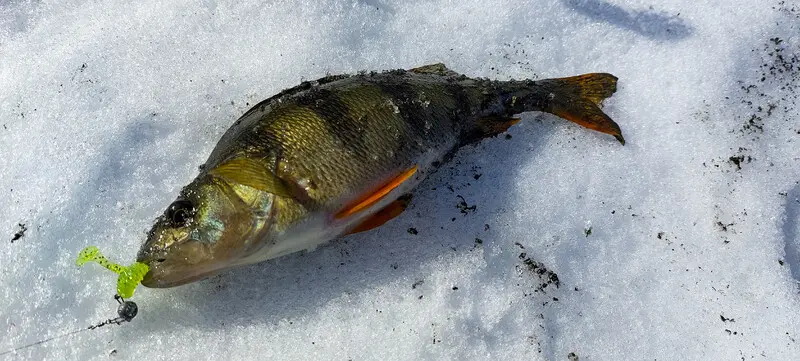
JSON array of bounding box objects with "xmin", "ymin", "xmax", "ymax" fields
[{"xmin": 136, "ymin": 63, "xmax": 624, "ymax": 287}]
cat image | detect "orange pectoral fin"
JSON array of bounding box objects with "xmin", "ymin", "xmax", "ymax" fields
[
  {"xmin": 335, "ymin": 166, "xmax": 418, "ymax": 220},
  {"xmin": 346, "ymin": 194, "xmax": 412, "ymax": 235}
]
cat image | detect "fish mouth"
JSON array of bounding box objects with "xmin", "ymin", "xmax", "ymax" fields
[
  {"xmin": 137, "ymin": 248, "xmax": 223, "ymax": 288},
  {"xmin": 140, "ymin": 260, "xmax": 223, "ymax": 288}
]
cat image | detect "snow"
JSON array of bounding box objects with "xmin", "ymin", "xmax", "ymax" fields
[{"xmin": 1, "ymin": 0, "xmax": 799, "ymax": 360}]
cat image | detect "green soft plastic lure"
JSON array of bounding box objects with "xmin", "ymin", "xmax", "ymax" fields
[{"xmin": 76, "ymin": 246, "xmax": 149, "ymax": 298}]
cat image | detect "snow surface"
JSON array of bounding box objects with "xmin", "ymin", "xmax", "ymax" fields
[{"xmin": 1, "ymin": 0, "xmax": 799, "ymax": 360}]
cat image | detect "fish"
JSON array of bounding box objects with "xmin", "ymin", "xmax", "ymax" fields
[{"xmin": 136, "ymin": 63, "xmax": 624, "ymax": 288}]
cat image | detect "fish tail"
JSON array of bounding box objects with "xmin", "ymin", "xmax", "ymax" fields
[
  {"xmin": 468, "ymin": 73, "xmax": 624, "ymax": 144},
  {"xmin": 534, "ymin": 73, "xmax": 625, "ymax": 145}
]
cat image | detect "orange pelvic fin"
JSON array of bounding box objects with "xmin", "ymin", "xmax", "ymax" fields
[
  {"xmin": 335, "ymin": 166, "xmax": 418, "ymax": 220},
  {"xmin": 346, "ymin": 194, "xmax": 412, "ymax": 235},
  {"xmin": 545, "ymin": 73, "xmax": 625, "ymax": 145}
]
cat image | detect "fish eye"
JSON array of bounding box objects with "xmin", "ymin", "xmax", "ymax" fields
[{"xmin": 166, "ymin": 199, "xmax": 195, "ymax": 226}]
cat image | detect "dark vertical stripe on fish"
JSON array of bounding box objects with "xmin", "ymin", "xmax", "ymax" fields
[
  {"xmin": 442, "ymin": 81, "xmax": 473, "ymax": 137},
  {"xmin": 369, "ymin": 78, "xmax": 431, "ymax": 138},
  {"xmin": 292, "ymin": 87, "xmax": 368, "ymax": 158}
]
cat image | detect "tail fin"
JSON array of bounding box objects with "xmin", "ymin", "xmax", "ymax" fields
[{"xmin": 541, "ymin": 73, "xmax": 625, "ymax": 145}]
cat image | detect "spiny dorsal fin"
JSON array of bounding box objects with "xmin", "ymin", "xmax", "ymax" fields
[
  {"xmin": 409, "ymin": 63, "xmax": 459, "ymax": 77},
  {"xmin": 209, "ymin": 157, "xmax": 294, "ymax": 198}
]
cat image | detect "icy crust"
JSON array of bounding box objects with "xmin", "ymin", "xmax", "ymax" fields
[{"xmin": 1, "ymin": 1, "xmax": 799, "ymax": 360}]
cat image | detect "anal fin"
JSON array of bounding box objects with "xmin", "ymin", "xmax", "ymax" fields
[
  {"xmin": 476, "ymin": 115, "xmax": 521, "ymax": 137},
  {"xmin": 346, "ymin": 194, "xmax": 412, "ymax": 235}
]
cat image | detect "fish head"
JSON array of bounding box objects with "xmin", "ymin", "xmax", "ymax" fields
[{"xmin": 136, "ymin": 174, "xmax": 274, "ymax": 288}]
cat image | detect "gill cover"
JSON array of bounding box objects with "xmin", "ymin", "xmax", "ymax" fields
[{"xmin": 136, "ymin": 169, "xmax": 275, "ymax": 288}]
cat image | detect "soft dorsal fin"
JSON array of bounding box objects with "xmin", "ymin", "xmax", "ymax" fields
[
  {"xmin": 209, "ymin": 157, "xmax": 294, "ymax": 198},
  {"xmin": 335, "ymin": 166, "xmax": 418, "ymax": 219},
  {"xmin": 409, "ymin": 63, "xmax": 459, "ymax": 77}
]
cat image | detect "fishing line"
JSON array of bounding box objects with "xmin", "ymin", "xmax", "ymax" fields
[{"xmin": 0, "ymin": 295, "xmax": 138, "ymax": 357}]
